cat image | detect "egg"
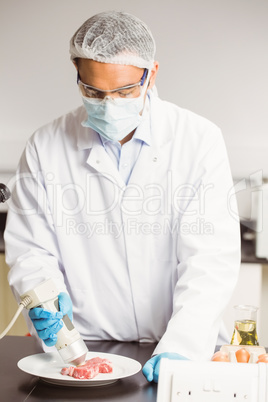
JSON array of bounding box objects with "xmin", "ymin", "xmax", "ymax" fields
[
  {"xmin": 257, "ymin": 353, "xmax": 268, "ymax": 363},
  {"xmin": 211, "ymin": 351, "xmax": 230, "ymax": 362},
  {"xmin": 235, "ymin": 348, "xmax": 250, "ymax": 363}
]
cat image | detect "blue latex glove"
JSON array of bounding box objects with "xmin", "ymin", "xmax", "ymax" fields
[
  {"xmin": 28, "ymin": 292, "xmax": 73, "ymax": 347},
  {"xmin": 142, "ymin": 352, "xmax": 189, "ymax": 383}
]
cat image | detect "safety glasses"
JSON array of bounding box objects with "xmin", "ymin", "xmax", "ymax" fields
[{"xmin": 77, "ymin": 69, "xmax": 148, "ymax": 99}]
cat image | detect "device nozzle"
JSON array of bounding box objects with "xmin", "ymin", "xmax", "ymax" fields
[
  {"xmin": 70, "ymin": 352, "xmax": 88, "ymax": 366},
  {"xmin": 58, "ymin": 338, "xmax": 88, "ymax": 366}
]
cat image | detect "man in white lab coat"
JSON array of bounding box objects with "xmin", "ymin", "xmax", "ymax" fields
[{"xmin": 4, "ymin": 11, "xmax": 240, "ymax": 382}]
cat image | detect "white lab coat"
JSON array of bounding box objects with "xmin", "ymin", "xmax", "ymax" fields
[{"xmin": 4, "ymin": 93, "xmax": 241, "ymax": 360}]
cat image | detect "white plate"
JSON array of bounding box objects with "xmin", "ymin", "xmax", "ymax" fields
[{"xmin": 18, "ymin": 351, "xmax": 142, "ymax": 387}]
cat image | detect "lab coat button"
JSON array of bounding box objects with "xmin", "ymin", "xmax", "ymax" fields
[{"xmin": 153, "ymin": 157, "xmax": 157, "ymax": 162}]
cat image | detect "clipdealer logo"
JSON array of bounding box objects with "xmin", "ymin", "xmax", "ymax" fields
[
  {"xmin": 6, "ymin": 171, "xmax": 214, "ymax": 216},
  {"xmin": 6, "ymin": 170, "xmax": 217, "ymax": 236},
  {"xmin": 64, "ymin": 217, "xmax": 214, "ymax": 239}
]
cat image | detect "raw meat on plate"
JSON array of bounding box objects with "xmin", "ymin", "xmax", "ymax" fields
[{"xmin": 61, "ymin": 357, "xmax": 113, "ymax": 380}]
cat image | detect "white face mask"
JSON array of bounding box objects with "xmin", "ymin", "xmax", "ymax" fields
[{"xmin": 81, "ymin": 73, "xmax": 150, "ymax": 142}]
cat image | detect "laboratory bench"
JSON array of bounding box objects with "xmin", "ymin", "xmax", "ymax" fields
[{"xmin": 0, "ymin": 336, "xmax": 158, "ymax": 402}]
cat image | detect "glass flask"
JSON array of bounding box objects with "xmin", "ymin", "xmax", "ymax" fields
[{"xmin": 230, "ymin": 305, "xmax": 259, "ymax": 346}]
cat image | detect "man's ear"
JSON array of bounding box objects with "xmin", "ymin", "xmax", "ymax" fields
[
  {"xmin": 148, "ymin": 61, "xmax": 159, "ymax": 90},
  {"xmin": 73, "ymin": 59, "xmax": 79, "ymax": 71}
]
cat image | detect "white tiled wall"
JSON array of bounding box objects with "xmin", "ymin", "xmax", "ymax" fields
[{"xmin": 1, "ymin": 1, "xmax": 267, "ymax": 178}]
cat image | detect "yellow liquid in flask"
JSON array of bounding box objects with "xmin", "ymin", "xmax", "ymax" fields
[{"xmin": 231, "ymin": 319, "xmax": 259, "ymax": 346}]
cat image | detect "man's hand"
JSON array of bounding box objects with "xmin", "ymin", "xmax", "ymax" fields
[
  {"xmin": 28, "ymin": 292, "xmax": 73, "ymax": 346},
  {"xmin": 142, "ymin": 352, "xmax": 188, "ymax": 383}
]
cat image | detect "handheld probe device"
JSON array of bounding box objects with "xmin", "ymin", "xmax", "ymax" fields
[
  {"xmin": 20, "ymin": 279, "xmax": 88, "ymax": 366},
  {"xmin": 0, "ymin": 278, "xmax": 88, "ymax": 366}
]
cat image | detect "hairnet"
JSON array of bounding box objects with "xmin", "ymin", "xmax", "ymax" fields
[{"xmin": 70, "ymin": 11, "xmax": 156, "ymax": 69}]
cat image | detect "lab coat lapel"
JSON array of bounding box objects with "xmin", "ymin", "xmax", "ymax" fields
[
  {"xmin": 127, "ymin": 144, "xmax": 159, "ymax": 186},
  {"xmin": 85, "ymin": 132, "xmax": 126, "ymax": 190},
  {"xmin": 128, "ymin": 94, "xmax": 173, "ymax": 186}
]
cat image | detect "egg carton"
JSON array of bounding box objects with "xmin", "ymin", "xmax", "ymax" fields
[{"xmin": 219, "ymin": 344, "xmax": 266, "ymax": 363}]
